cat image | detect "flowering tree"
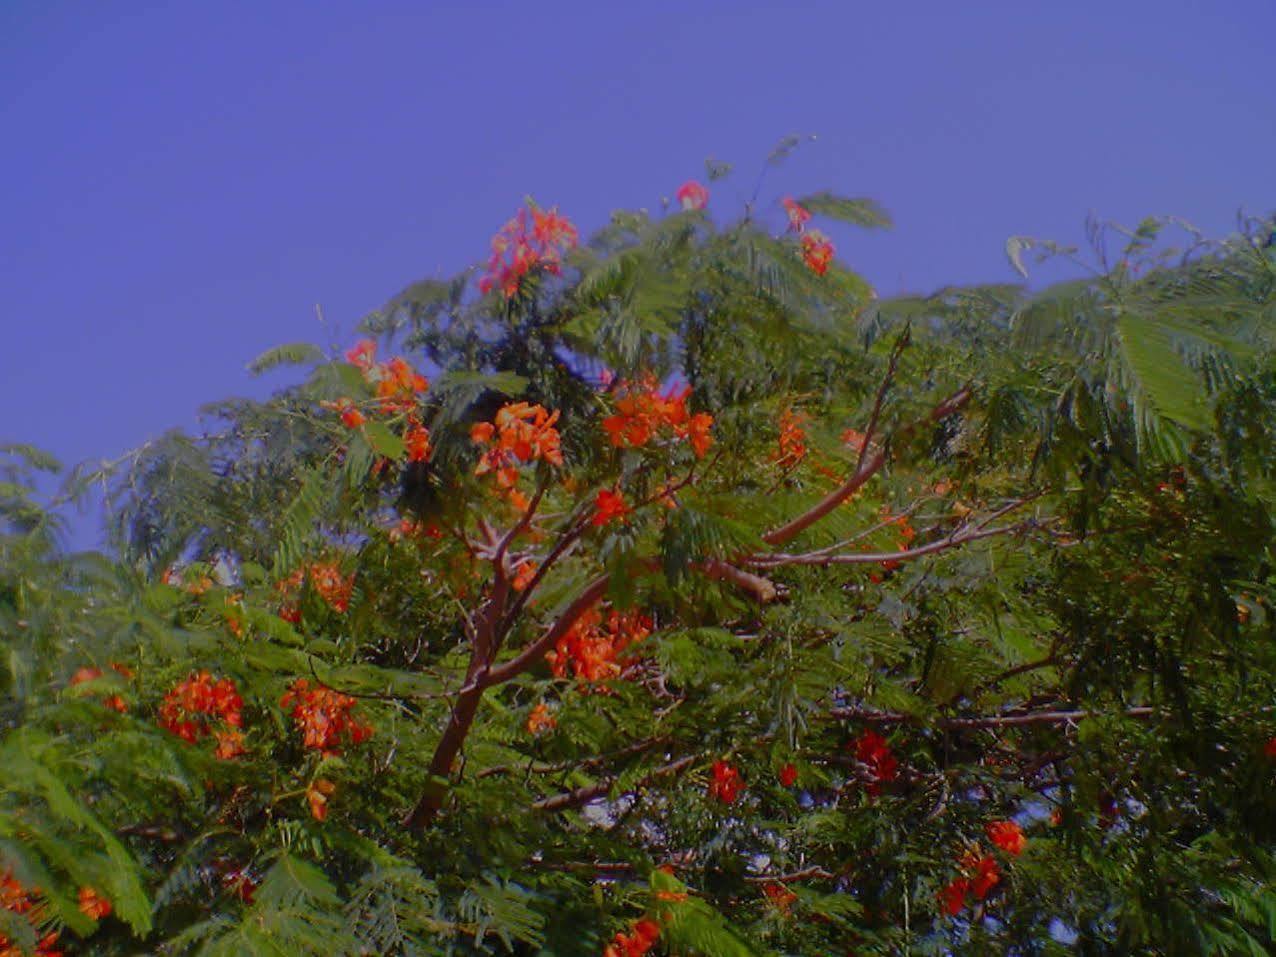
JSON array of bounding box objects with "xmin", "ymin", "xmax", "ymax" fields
[{"xmin": 2, "ymin": 164, "xmax": 1276, "ymax": 955}]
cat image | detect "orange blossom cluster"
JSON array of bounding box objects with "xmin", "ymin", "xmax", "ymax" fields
[
  {"xmin": 0, "ymin": 871, "xmax": 63, "ymax": 957},
  {"xmin": 545, "ymin": 607, "xmax": 652, "ymax": 684},
  {"xmin": 603, "ymin": 917, "xmax": 661, "ymax": 957},
  {"xmin": 601, "ymin": 375, "xmax": 713, "ymax": 459},
  {"xmin": 478, "ymin": 202, "xmax": 579, "ymax": 298},
  {"xmin": 471, "ymin": 401, "xmax": 564, "ymax": 509},
  {"xmin": 158, "ymin": 671, "xmax": 245, "ymax": 759},
  {"xmin": 280, "ymin": 678, "xmax": 373, "ymax": 756}
]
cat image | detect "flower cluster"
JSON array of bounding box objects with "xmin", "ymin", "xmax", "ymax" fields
[
  {"xmin": 68, "ymin": 663, "xmax": 130, "ymax": 713},
  {"xmin": 158, "ymin": 671, "xmax": 245, "ymax": 759},
  {"xmin": 526, "ymin": 702, "xmax": 556, "ymax": 735},
  {"xmin": 601, "ymin": 376, "xmax": 713, "ymax": 459},
  {"xmin": 280, "ymin": 679, "xmax": 372, "ymax": 756},
  {"xmin": 772, "ymin": 408, "xmax": 809, "ymax": 469},
  {"xmin": 675, "ymin": 180, "xmax": 709, "ymax": 211},
  {"xmin": 782, "ymin": 196, "xmax": 811, "ymax": 233},
  {"xmin": 472, "ymin": 402, "xmax": 564, "ymax": 508},
  {"xmin": 592, "ymin": 488, "xmax": 630, "ymax": 527},
  {"xmin": 938, "ymin": 850, "xmax": 1001, "ymax": 916},
  {"xmin": 986, "ymin": 819, "xmax": 1027, "ymax": 856},
  {"xmin": 708, "ymin": 760, "xmax": 745, "ymax": 805},
  {"xmin": 1, "ymin": 871, "xmax": 62, "ymax": 956},
  {"xmin": 603, "ymin": 917, "xmax": 661, "ymax": 957},
  {"xmin": 344, "ymin": 340, "xmax": 429, "ymax": 415},
  {"xmin": 762, "ymin": 881, "xmax": 797, "ymax": 914},
  {"xmin": 320, "ymin": 396, "xmax": 366, "ymax": 429},
  {"xmin": 478, "ymin": 202, "xmax": 579, "ymax": 298},
  {"xmin": 852, "ymin": 729, "xmax": 899, "ymax": 794},
  {"xmin": 77, "ymin": 886, "xmax": 111, "ymax": 921},
  {"xmin": 276, "ymin": 561, "xmax": 356, "ymax": 621},
  {"xmin": 306, "ymin": 778, "xmax": 336, "ymax": 822},
  {"xmin": 545, "ymin": 607, "xmax": 652, "ymax": 684},
  {"xmin": 800, "ymin": 230, "xmax": 835, "ymax": 275}
]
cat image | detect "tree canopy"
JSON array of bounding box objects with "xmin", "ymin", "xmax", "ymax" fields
[{"xmin": 3, "ymin": 161, "xmax": 1276, "ymax": 956}]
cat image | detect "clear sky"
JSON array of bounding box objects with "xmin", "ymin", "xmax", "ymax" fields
[{"xmin": 2, "ymin": 1, "xmax": 1273, "ymax": 544}]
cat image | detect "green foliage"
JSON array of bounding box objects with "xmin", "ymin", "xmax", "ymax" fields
[{"xmin": 1, "ymin": 181, "xmax": 1274, "ymax": 956}]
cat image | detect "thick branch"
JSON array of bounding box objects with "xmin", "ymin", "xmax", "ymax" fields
[{"xmin": 482, "ymin": 574, "xmax": 611, "ymax": 687}]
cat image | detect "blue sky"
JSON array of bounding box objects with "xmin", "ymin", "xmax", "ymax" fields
[{"xmin": 2, "ymin": 1, "xmax": 1273, "ymax": 544}]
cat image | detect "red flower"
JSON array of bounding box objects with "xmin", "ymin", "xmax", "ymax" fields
[
  {"xmin": 778, "ymin": 762, "xmax": 798, "ymax": 787},
  {"xmin": 708, "ymin": 760, "xmax": 745, "ymax": 804},
  {"xmin": 592, "ymin": 488, "xmax": 630, "ymax": 527},
  {"xmin": 969, "ymin": 854, "xmax": 1001, "ymax": 899},
  {"xmin": 344, "ymin": 339, "xmax": 376, "ymax": 371},
  {"xmin": 986, "ymin": 819, "xmax": 1026, "ymax": 856},
  {"xmin": 603, "ymin": 917, "xmax": 661, "ymax": 957},
  {"xmin": 676, "ymin": 180, "xmax": 709, "ymax": 211},
  {"xmin": 782, "ymin": 196, "xmax": 811, "ymax": 233},
  {"xmin": 852, "ymin": 729, "xmax": 899, "ymax": 794},
  {"xmin": 1265, "ymin": 736, "xmax": 1276, "ymax": 761},
  {"xmin": 763, "ymin": 881, "xmax": 797, "ymax": 914},
  {"xmin": 938, "ymin": 877, "xmax": 969, "ymax": 916},
  {"xmin": 800, "ymin": 230, "xmax": 835, "ymax": 275},
  {"xmin": 77, "ymin": 886, "xmax": 111, "ymax": 921}
]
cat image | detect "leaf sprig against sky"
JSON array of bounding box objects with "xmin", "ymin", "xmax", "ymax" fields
[{"xmin": 3, "ymin": 167, "xmax": 1276, "ymax": 955}]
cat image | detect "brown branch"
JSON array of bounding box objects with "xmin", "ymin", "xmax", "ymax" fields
[
  {"xmin": 828, "ymin": 705, "xmax": 1157, "ymax": 729},
  {"xmin": 701, "ymin": 559, "xmax": 785, "ymax": 603},
  {"xmin": 749, "ymin": 521, "xmax": 1033, "ymax": 568},
  {"xmin": 742, "ymin": 866, "xmax": 836, "ymax": 883},
  {"xmin": 482, "ymin": 573, "xmax": 612, "ymax": 688}
]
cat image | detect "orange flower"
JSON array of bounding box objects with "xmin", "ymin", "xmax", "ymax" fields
[
  {"xmin": 69, "ymin": 667, "xmax": 102, "ymax": 686},
  {"xmin": 782, "ymin": 196, "xmax": 811, "ymax": 233},
  {"xmin": 512, "ymin": 560, "xmax": 539, "ymax": 592},
  {"xmin": 545, "ymin": 607, "xmax": 652, "ymax": 685},
  {"xmin": 800, "ymin": 230, "xmax": 835, "ymax": 275},
  {"xmin": 592, "ymin": 488, "xmax": 630, "ymax": 527},
  {"xmin": 763, "ymin": 881, "xmax": 797, "ymax": 914},
  {"xmin": 478, "ymin": 202, "xmax": 578, "ymax": 298},
  {"xmin": 281, "ymin": 678, "xmax": 372, "ymax": 755},
  {"xmin": 772, "ymin": 409, "xmax": 809, "ymax": 469},
  {"xmin": 158, "ymin": 672, "xmax": 243, "ymax": 744},
  {"xmin": 601, "ymin": 376, "xmax": 713, "ymax": 459},
  {"xmin": 213, "ymin": 728, "xmax": 247, "ymax": 760},
  {"xmin": 308, "ymin": 561, "xmax": 354, "ymax": 613},
  {"xmin": 470, "ymin": 421, "xmax": 495, "ymax": 444},
  {"xmin": 307, "ymin": 778, "xmax": 336, "ymax": 822},
  {"xmin": 404, "ymin": 422, "xmax": 432, "ymax": 463},
  {"xmin": 603, "ymin": 917, "xmax": 661, "ymax": 957},
  {"xmin": 778, "ymin": 762, "xmax": 798, "ymax": 787},
  {"xmin": 708, "ymin": 760, "xmax": 745, "ymax": 804},
  {"xmin": 526, "ymin": 702, "xmax": 556, "ymax": 735},
  {"xmin": 77, "ymin": 886, "xmax": 111, "ymax": 921},
  {"xmin": 986, "ymin": 820, "xmax": 1026, "ymax": 856},
  {"xmin": 473, "ymin": 402, "xmax": 564, "ymax": 506},
  {"xmin": 675, "ymin": 180, "xmax": 709, "ymax": 211},
  {"xmin": 321, "ymin": 397, "xmax": 365, "ymax": 428}
]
